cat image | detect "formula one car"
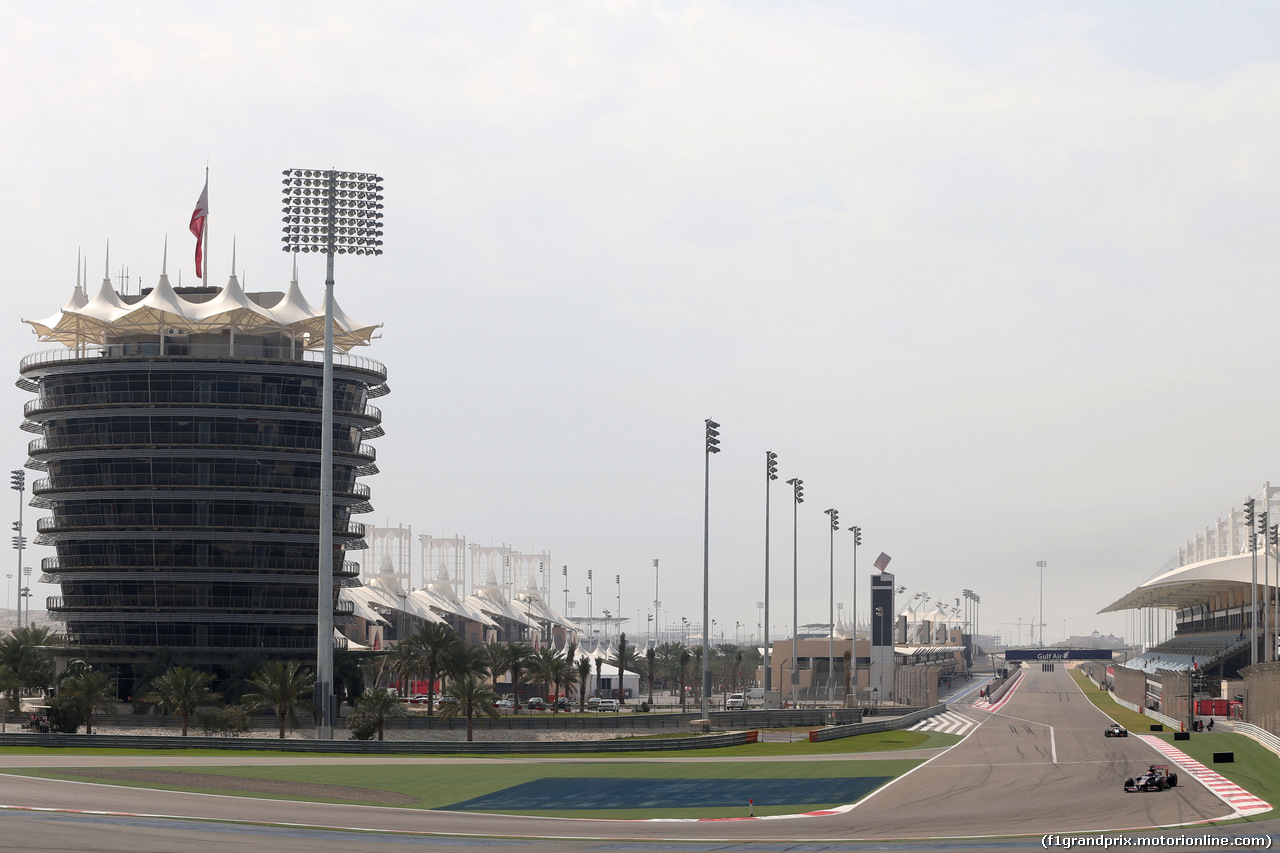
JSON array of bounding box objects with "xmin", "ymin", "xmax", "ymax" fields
[
  {"xmin": 1124, "ymin": 764, "xmax": 1178, "ymax": 792},
  {"xmin": 1104, "ymin": 723, "xmax": 1129, "ymax": 737}
]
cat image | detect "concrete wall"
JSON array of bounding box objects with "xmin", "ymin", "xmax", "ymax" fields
[
  {"xmin": 1114, "ymin": 665, "xmax": 1146, "ymax": 710},
  {"xmin": 1241, "ymin": 660, "xmax": 1280, "ymax": 734}
]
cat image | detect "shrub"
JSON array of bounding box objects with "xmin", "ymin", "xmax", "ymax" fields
[
  {"xmin": 346, "ymin": 708, "xmax": 379, "ymax": 741},
  {"xmin": 45, "ymin": 693, "xmax": 85, "ymax": 734},
  {"xmin": 196, "ymin": 706, "xmax": 251, "ymax": 737}
]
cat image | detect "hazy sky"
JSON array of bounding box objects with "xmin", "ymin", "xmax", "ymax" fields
[{"xmin": 4, "ymin": 1, "xmax": 1280, "ymax": 648}]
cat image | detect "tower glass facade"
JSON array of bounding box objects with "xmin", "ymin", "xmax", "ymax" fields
[{"xmin": 19, "ymin": 284, "xmax": 386, "ymax": 667}]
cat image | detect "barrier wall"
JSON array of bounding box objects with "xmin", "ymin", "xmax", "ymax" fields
[
  {"xmin": 0, "ymin": 730, "xmax": 759, "ymax": 755},
  {"xmin": 1114, "ymin": 665, "xmax": 1146, "ymax": 710},
  {"xmin": 1240, "ymin": 660, "xmax": 1280, "ymax": 735},
  {"xmin": 808, "ymin": 703, "xmax": 945, "ymax": 743}
]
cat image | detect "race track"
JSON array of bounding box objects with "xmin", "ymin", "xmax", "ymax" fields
[{"xmin": 0, "ymin": 665, "xmax": 1267, "ymax": 851}]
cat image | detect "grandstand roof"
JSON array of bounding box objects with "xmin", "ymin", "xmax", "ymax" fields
[{"xmin": 1098, "ymin": 551, "xmax": 1270, "ymax": 613}]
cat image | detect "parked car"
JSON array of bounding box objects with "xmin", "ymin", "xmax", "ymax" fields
[
  {"xmin": 586, "ymin": 696, "xmax": 601, "ymax": 710},
  {"xmin": 526, "ymin": 697, "xmax": 546, "ymax": 710},
  {"xmin": 437, "ymin": 696, "xmax": 458, "ymax": 708},
  {"xmin": 597, "ymin": 699, "xmax": 620, "ymax": 712},
  {"xmin": 726, "ymin": 693, "xmax": 747, "ymax": 710},
  {"xmin": 494, "ymin": 697, "xmax": 514, "ymax": 711},
  {"xmin": 554, "ymin": 697, "xmax": 571, "ymax": 711}
]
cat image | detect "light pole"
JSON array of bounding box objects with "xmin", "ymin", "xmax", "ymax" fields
[
  {"xmin": 1245, "ymin": 497, "xmax": 1258, "ymax": 665},
  {"xmin": 562, "ymin": 565, "xmax": 569, "ymax": 619},
  {"xmin": 824, "ymin": 508, "xmax": 839, "ymax": 704},
  {"xmin": 848, "ymin": 525, "xmax": 861, "ymax": 703},
  {"xmin": 1271, "ymin": 524, "xmax": 1279, "ymax": 662},
  {"xmin": 615, "ymin": 574, "xmax": 621, "ymax": 648},
  {"xmin": 1263, "ymin": 512, "xmax": 1271, "ymax": 664},
  {"xmin": 702, "ymin": 418, "xmax": 719, "ymax": 721},
  {"xmin": 10, "ymin": 470, "xmax": 25, "ymax": 632},
  {"xmin": 763, "ymin": 451, "xmax": 778, "ymax": 695},
  {"xmin": 281, "ymin": 167, "xmax": 384, "ymax": 741},
  {"xmin": 1035, "ymin": 560, "xmax": 1047, "ymax": 648},
  {"xmin": 653, "ymin": 558, "xmax": 660, "ymax": 649},
  {"xmin": 21, "ymin": 568, "xmax": 31, "ymax": 628},
  {"xmin": 587, "ymin": 569, "xmax": 593, "ymax": 639},
  {"xmin": 785, "ymin": 477, "xmax": 803, "ymax": 704}
]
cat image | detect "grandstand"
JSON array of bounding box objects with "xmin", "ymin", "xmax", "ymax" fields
[{"xmin": 1100, "ymin": 545, "xmax": 1277, "ymax": 681}]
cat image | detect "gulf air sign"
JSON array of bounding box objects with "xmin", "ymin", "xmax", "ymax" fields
[{"xmin": 1004, "ymin": 649, "xmax": 1113, "ymax": 661}]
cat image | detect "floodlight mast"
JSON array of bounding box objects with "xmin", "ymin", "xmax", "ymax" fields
[{"xmin": 280, "ymin": 168, "xmax": 384, "ymax": 740}]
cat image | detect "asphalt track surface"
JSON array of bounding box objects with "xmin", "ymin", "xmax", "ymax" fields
[{"xmin": 0, "ymin": 665, "xmax": 1275, "ymax": 852}]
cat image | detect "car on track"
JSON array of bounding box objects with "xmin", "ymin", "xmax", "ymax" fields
[
  {"xmin": 1124, "ymin": 764, "xmax": 1178, "ymax": 792},
  {"xmin": 1104, "ymin": 723, "xmax": 1128, "ymax": 737}
]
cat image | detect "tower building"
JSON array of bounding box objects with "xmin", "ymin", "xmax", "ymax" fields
[{"xmin": 19, "ymin": 260, "xmax": 386, "ymax": 678}]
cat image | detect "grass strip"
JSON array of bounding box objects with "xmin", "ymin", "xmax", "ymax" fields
[
  {"xmin": 1070, "ymin": 667, "xmax": 1279, "ymax": 821},
  {"xmin": 0, "ymin": 728, "xmax": 958, "ymax": 760},
  {"xmin": 13, "ymin": 757, "xmax": 921, "ymax": 817}
]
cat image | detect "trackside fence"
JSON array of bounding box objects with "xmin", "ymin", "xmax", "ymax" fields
[{"xmin": 0, "ymin": 730, "xmax": 758, "ymax": 755}]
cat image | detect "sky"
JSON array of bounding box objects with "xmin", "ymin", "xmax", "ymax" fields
[{"xmin": 3, "ymin": 1, "xmax": 1280, "ymax": 650}]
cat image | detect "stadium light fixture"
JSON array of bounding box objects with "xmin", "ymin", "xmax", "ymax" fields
[{"xmin": 280, "ymin": 168, "xmax": 384, "ymax": 741}]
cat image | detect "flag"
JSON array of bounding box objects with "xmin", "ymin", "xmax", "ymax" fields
[
  {"xmin": 189, "ymin": 180, "xmax": 208, "ymax": 278},
  {"xmin": 873, "ymin": 552, "xmax": 892, "ymax": 572}
]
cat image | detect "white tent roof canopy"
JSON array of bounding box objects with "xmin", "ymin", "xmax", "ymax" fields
[
  {"xmin": 1098, "ymin": 551, "xmax": 1272, "ymax": 614},
  {"xmin": 23, "ymin": 275, "xmax": 380, "ymax": 352}
]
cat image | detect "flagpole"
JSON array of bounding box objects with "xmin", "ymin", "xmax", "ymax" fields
[{"xmin": 203, "ymin": 166, "xmax": 209, "ymax": 288}]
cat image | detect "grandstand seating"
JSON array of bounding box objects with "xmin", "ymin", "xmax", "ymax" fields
[{"xmin": 1123, "ymin": 633, "xmax": 1250, "ymax": 674}]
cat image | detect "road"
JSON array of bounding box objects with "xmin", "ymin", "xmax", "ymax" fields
[{"xmin": 0, "ymin": 665, "xmax": 1272, "ymax": 851}]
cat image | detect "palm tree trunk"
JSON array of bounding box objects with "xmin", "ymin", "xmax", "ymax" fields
[
  {"xmin": 278, "ymin": 711, "xmax": 286, "ymax": 739},
  {"xmin": 181, "ymin": 710, "xmax": 189, "ymax": 737},
  {"xmin": 466, "ymin": 711, "xmax": 474, "ymax": 742},
  {"xmin": 378, "ymin": 717, "xmax": 385, "ymax": 741}
]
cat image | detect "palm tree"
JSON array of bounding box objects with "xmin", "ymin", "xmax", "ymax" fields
[
  {"xmin": 487, "ymin": 642, "xmax": 533, "ymax": 710},
  {"xmin": 332, "ymin": 648, "xmax": 367, "ymax": 707},
  {"xmin": 558, "ymin": 654, "xmax": 579, "ymax": 711},
  {"xmin": 218, "ymin": 650, "xmax": 265, "ymax": 706},
  {"xmin": 439, "ymin": 672, "xmax": 499, "ymax": 741},
  {"xmin": 240, "ymin": 661, "xmax": 316, "ymax": 738},
  {"xmin": 611, "ymin": 633, "xmax": 636, "ymax": 705},
  {"xmin": 129, "ymin": 646, "xmax": 183, "ymax": 709},
  {"xmin": 654, "ymin": 641, "xmax": 685, "ymax": 696},
  {"xmin": 0, "ymin": 626, "xmax": 57, "ymax": 708},
  {"xmin": 401, "ymin": 622, "xmax": 460, "ymax": 716},
  {"xmin": 354, "ymin": 686, "xmax": 407, "ymax": 741},
  {"xmin": 645, "ymin": 646, "xmax": 656, "ymax": 706},
  {"xmin": 386, "ymin": 640, "xmax": 421, "ymax": 697},
  {"xmin": 60, "ymin": 670, "xmax": 116, "ymax": 735},
  {"xmin": 576, "ymin": 657, "xmax": 592, "ymax": 711},
  {"xmin": 530, "ymin": 647, "xmax": 567, "ymax": 707},
  {"xmin": 443, "ymin": 642, "xmax": 490, "ymax": 683},
  {"xmin": 141, "ymin": 666, "xmax": 218, "ymax": 736},
  {"xmin": 594, "ymin": 657, "xmax": 604, "ymax": 699}
]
